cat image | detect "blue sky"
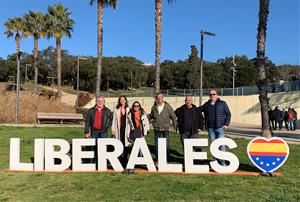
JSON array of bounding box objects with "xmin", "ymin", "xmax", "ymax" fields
[{"xmin": 0, "ymin": 0, "xmax": 299, "ymax": 65}]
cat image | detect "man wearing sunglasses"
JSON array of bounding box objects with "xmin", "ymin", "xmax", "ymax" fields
[{"xmin": 200, "ymin": 88, "xmax": 231, "ymax": 166}]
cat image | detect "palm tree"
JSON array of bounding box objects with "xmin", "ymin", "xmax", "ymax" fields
[
  {"xmin": 4, "ymin": 17, "xmax": 25, "ymax": 55},
  {"xmin": 89, "ymin": 0, "xmax": 118, "ymax": 97},
  {"xmin": 256, "ymin": 0, "xmax": 271, "ymax": 137},
  {"xmin": 23, "ymin": 11, "xmax": 46, "ymax": 92},
  {"xmin": 154, "ymin": 0, "xmax": 174, "ymax": 94},
  {"xmin": 46, "ymin": 4, "xmax": 74, "ymax": 97}
]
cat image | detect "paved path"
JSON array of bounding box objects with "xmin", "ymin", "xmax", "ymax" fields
[{"xmin": 228, "ymin": 123, "xmax": 300, "ymax": 145}]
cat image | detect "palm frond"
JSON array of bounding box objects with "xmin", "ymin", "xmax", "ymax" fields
[
  {"xmin": 46, "ymin": 3, "xmax": 74, "ymax": 40},
  {"xmin": 89, "ymin": 0, "xmax": 118, "ymax": 9}
]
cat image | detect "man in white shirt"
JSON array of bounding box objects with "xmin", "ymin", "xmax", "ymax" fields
[{"xmin": 149, "ymin": 92, "xmax": 177, "ymax": 163}]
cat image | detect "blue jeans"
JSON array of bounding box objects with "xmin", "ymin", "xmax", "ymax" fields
[
  {"xmin": 90, "ymin": 131, "xmax": 108, "ymax": 164},
  {"xmin": 208, "ymin": 127, "xmax": 226, "ymax": 166},
  {"xmin": 92, "ymin": 130, "xmax": 108, "ymax": 138},
  {"xmin": 154, "ymin": 130, "xmax": 169, "ymax": 162},
  {"xmin": 287, "ymin": 121, "xmax": 294, "ymax": 131}
]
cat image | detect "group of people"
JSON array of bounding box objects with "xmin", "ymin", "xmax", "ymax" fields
[
  {"xmin": 84, "ymin": 88, "xmax": 231, "ymax": 167},
  {"xmin": 268, "ymin": 106, "xmax": 298, "ymax": 131}
]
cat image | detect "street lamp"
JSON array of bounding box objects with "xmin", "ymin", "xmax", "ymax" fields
[
  {"xmin": 77, "ymin": 57, "xmax": 87, "ymax": 107},
  {"xmin": 25, "ymin": 64, "xmax": 32, "ymax": 83},
  {"xmin": 199, "ymin": 29, "xmax": 215, "ymax": 106},
  {"xmin": 15, "ymin": 49, "xmax": 23, "ymax": 124},
  {"xmin": 231, "ymin": 55, "xmax": 237, "ymax": 96}
]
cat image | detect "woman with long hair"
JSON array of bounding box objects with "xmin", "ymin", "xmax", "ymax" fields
[
  {"xmin": 112, "ymin": 95, "xmax": 131, "ymax": 167},
  {"xmin": 128, "ymin": 101, "xmax": 149, "ymax": 141}
]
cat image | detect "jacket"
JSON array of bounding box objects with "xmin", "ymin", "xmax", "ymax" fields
[
  {"xmin": 111, "ymin": 107, "xmax": 131, "ymax": 147},
  {"xmin": 200, "ymin": 98, "xmax": 231, "ymax": 129},
  {"xmin": 273, "ymin": 108, "xmax": 283, "ymax": 121},
  {"xmin": 84, "ymin": 105, "xmax": 113, "ymax": 134},
  {"xmin": 128, "ymin": 111, "xmax": 150, "ymax": 137},
  {"xmin": 175, "ymin": 104, "xmax": 204, "ymax": 134},
  {"xmin": 148, "ymin": 101, "xmax": 177, "ymax": 131}
]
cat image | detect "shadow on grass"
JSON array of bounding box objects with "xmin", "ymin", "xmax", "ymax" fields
[
  {"xmin": 238, "ymin": 163, "xmax": 259, "ymax": 172},
  {"xmin": 147, "ymin": 144, "xmax": 184, "ymax": 163}
]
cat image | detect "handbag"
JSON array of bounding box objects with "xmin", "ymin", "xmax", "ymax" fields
[{"xmin": 129, "ymin": 128, "xmax": 142, "ymax": 142}]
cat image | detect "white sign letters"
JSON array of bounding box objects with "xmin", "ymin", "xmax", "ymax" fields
[{"xmin": 9, "ymin": 137, "xmax": 239, "ymax": 173}]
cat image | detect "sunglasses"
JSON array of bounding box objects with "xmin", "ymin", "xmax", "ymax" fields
[{"xmin": 209, "ymin": 93, "xmax": 216, "ymax": 96}]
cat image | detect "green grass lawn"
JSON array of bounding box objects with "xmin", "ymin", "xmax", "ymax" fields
[{"xmin": 0, "ymin": 126, "xmax": 299, "ymax": 201}]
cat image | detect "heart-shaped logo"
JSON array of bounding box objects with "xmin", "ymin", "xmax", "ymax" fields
[{"xmin": 247, "ymin": 137, "xmax": 289, "ymax": 173}]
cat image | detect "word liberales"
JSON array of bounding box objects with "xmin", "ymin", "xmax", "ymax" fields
[{"xmin": 10, "ymin": 137, "xmax": 239, "ymax": 173}]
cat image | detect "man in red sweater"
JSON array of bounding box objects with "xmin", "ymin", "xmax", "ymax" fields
[
  {"xmin": 84, "ymin": 96, "xmax": 113, "ymax": 138},
  {"xmin": 84, "ymin": 96, "xmax": 113, "ymax": 164}
]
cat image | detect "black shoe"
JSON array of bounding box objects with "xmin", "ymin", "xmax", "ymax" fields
[
  {"xmin": 269, "ymin": 172, "xmax": 276, "ymax": 177},
  {"xmin": 122, "ymin": 169, "xmax": 135, "ymax": 174}
]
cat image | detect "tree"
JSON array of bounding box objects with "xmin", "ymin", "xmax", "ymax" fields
[
  {"xmin": 234, "ymin": 56, "xmax": 257, "ymax": 87},
  {"xmin": 186, "ymin": 45, "xmax": 199, "ymax": 89},
  {"xmin": 4, "ymin": 17, "xmax": 25, "ymax": 56},
  {"xmin": 154, "ymin": 0, "xmax": 174, "ymax": 94},
  {"xmin": 256, "ymin": 0, "xmax": 271, "ymax": 137},
  {"xmin": 203, "ymin": 62, "xmax": 223, "ymax": 88},
  {"xmin": 23, "ymin": 11, "xmax": 46, "ymax": 92},
  {"xmin": 89, "ymin": 0, "xmax": 118, "ymax": 97},
  {"xmin": 46, "ymin": 3, "xmax": 74, "ymax": 97}
]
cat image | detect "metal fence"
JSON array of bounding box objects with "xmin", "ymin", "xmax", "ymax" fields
[
  {"xmin": 106, "ymin": 79, "xmax": 300, "ymax": 97},
  {"xmin": 8, "ymin": 80, "xmax": 298, "ymax": 98}
]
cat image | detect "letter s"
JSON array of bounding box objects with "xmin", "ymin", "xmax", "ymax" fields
[{"xmin": 210, "ymin": 138, "xmax": 239, "ymax": 173}]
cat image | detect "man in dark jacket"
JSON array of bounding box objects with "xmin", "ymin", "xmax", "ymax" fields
[
  {"xmin": 84, "ymin": 96, "xmax": 113, "ymax": 164},
  {"xmin": 282, "ymin": 108, "xmax": 289, "ymax": 130},
  {"xmin": 84, "ymin": 96, "xmax": 113, "ymax": 138},
  {"xmin": 268, "ymin": 108, "xmax": 275, "ymax": 130},
  {"xmin": 200, "ymin": 88, "xmax": 231, "ymax": 166},
  {"xmin": 175, "ymin": 96, "xmax": 204, "ymax": 150},
  {"xmin": 273, "ymin": 106, "xmax": 283, "ymax": 130}
]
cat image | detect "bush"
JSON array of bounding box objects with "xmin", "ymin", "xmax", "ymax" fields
[
  {"xmin": 77, "ymin": 91, "xmax": 91, "ymax": 107},
  {"xmin": 39, "ymin": 89, "xmax": 59, "ymax": 99},
  {"xmin": 0, "ymin": 92, "xmax": 75, "ymax": 123}
]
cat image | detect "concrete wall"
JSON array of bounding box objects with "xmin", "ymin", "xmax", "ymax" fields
[{"xmin": 84, "ymin": 91, "xmax": 300, "ymax": 127}]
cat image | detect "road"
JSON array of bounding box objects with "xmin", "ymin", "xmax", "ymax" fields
[{"xmin": 227, "ymin": 123, "xmax": 300, "ymax": 145}]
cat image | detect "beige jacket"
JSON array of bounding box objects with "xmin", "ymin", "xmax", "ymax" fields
[{"xmin": 112, "ymin": 107, "xmax": 131, "ymax": 147}]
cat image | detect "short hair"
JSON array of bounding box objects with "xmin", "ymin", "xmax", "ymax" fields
[
  {"xmin": 96, "ymin": 96, "xmax": 105, "ymax": 102},
  {"xmin": 210, "ymin": 88, "xmax": 218, "ymax": 94},
  {"xmin": 185, "ymin": 96, "xmax": 192, "ymax": 100},
  {"xmin": 155, "ymin": 92, "xmax": 164, "ymax": 98}
]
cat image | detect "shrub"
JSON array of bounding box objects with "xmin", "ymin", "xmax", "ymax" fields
[
  {"xmin": 39, "ymin": 89, "xmax": 59, "ymax": 100},
  {"xmin": 77, "ymin": 92, "xmax": 91, "ymax": 107}
]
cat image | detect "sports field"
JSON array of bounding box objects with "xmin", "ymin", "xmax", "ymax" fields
[{"xmin": 0, "ymin": 126, "xmax": 299, "ymax": 201}]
